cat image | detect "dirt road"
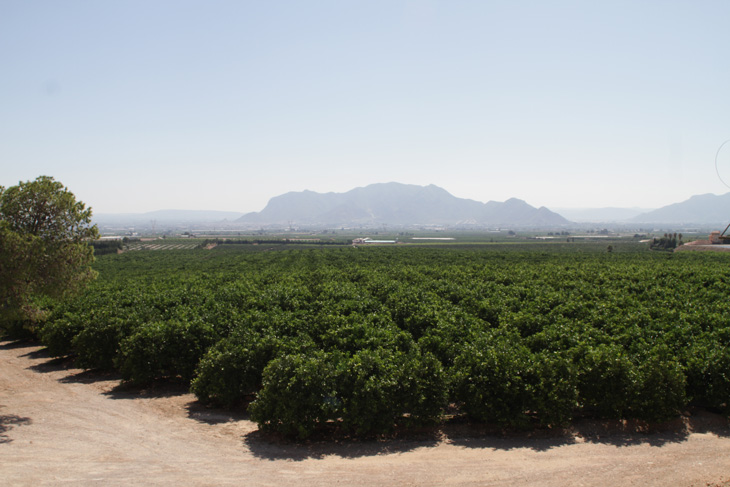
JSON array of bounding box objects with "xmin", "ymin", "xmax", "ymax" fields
[{"xmin": 2, "ymin": 339, "xmax": 730, "ymax": 486}]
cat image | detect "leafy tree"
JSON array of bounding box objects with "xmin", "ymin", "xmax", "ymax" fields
[{"xmin": 0, "ymin": 176, "xmax": 98, "ymax": 333}]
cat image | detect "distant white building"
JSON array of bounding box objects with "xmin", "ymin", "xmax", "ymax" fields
[{"xmin": 352, "ymin": 237, "xmax": 397, "ymax": 244}]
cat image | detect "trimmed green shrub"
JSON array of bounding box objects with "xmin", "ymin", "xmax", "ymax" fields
[
  {"xmin": 117, "ymin": 319, "xmax": 217, "ymax": 384},
  {"xmin": 453, "ymin": 330, "xmax": 534, "ymax": 427},
  {"xmin": 315, "ymin": 312, "xmax": 415, "ymax": 354},
  {"xmin": 191, "ymin": 328, "xmax": 314, "ymax": 407},
  {"xmin": 40, "ymin": 313, "xmax": 83, "ymax": 357},
  {"xmin": 684, "ymin": 338, "xmax": 730, "ymax": 412},
  {"xmin": 72, "ymin": 316, "xmax": 134, "ymax": 370},
  {"xmin": 528, "ymin": 351, "xmax": 578, "ymax": 427},
  {"xmin": 630, "ymin": 350, "xmax": 687, "ymax": 422},
  {"xmin": 248, "ymin": 348, "xmax": 447, "ymax": 438},
  {"xmin": 578, "ymin": 344, "xmax": 637, "ymax": 419},
  {"xmin": 248, "ymin": 351, "xmax": 344, "ymax": 439},
  {"xmin": 417, "ymin": 309, "xmax": 485, "ymax": 370},
  {"xmin": 339, "ymin": 348, "xmax": 447, "ymax": 435}
]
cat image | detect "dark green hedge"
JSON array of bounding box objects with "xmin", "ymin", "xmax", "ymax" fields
[{"xmin": 35, "ymin": 244, "xmax": 730, "ymax": 437}]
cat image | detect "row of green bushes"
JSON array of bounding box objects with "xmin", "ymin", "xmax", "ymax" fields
[
  {"xmin": 199, "ymin": 238, "xmax": 350, "ymax": 247},
  {"xmin": 37, "ymin": 245, "xmax": 730, "ymax": 438}
]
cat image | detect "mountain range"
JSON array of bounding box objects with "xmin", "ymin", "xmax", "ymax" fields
[
  {"xmin": 93, "ymin": 185, "xmax": 730, "ymax": 229},
  {"xmin": 237, "ymin": 183, "xmax": 569, "ymax": 227},
  {"xmin": 629, "ymin": 193, "xmax": 730, "ymax": 224}
]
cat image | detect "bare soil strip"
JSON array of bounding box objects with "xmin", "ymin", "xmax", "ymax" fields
[{"xmin": 2, "ymin": 340, "xmax": 730, "ymax": 486}]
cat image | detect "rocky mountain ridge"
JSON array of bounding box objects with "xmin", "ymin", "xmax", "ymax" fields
[{"xmin": 238, "ymin": 182, "xmax": 569, "ymax": 227}]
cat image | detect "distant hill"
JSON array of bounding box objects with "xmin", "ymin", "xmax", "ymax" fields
[
  {"xmin": 552, "ymin": 207, "xmax": 654, "ymax": 223},
  {"xmin": 95, "ymin": 210, "xmax": 245, "ymax": 226},
  {"xmin": 630, "ymin": 193, "xmax": 730, "ymax": 224},
  {"xmin": 238, "ymin": 183, "xmax": 569, "ymax": 227}
]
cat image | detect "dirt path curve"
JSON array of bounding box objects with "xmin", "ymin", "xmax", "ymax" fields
[{"xmin": 2, "ymin": 340, "xmax": 730, "ymax": 487}]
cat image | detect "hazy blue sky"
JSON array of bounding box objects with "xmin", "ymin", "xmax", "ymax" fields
[{"xmin": 2, "ymin": 1, "xmax": 730, "ymax": 214}]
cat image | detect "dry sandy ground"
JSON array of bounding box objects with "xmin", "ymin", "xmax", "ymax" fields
[{"xmin": 2, "ymin": 340, "xmax": 730, "ymax": 487}]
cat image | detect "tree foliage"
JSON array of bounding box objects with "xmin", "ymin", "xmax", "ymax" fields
[
  {"xmin": 0, "ymin": 176, "xmax": 98, "ymax": 332},
  {"xmin": 35, "ymin": 243, "xmax": 730, "ymax": 438}
]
